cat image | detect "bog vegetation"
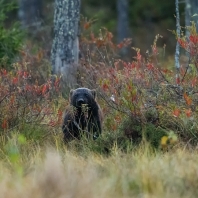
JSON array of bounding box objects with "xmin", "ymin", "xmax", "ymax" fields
[{"xmin": 1, "ymin": 6, "xmax": 198, "ymax": 197}]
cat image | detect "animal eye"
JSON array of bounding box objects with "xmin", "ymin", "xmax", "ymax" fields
[{"xmin": 84, "ymin": 93, "xmax": 89, "ymax": 97}]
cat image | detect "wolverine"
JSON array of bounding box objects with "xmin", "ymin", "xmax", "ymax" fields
[{"xmin": 62, "ymin": 88, "xmax": 103, "ymax": 142}]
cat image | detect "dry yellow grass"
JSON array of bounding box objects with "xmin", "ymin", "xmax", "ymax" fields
[{"xmin": 0, "ymin": 141, "xmax": 198, "ymax": 198}]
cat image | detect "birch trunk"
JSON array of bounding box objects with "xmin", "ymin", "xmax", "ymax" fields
[
  {"xmin": 175, "ymin": 0, "xmax": 180, "ymax": 71},
  {"xmin": 51, "ymin": 0, "xmax": 81, "ymax": 89}
]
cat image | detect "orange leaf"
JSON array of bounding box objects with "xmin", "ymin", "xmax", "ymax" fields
[
  {"xmin": 42, "ymin": 84, "xmax": 48, "ymax": 95},
  {"xmin": 173, "ymin": 109, "xmax": 181, "ymax": 117},
  {"xmin": 191, "ymin": 77, "xmax": 197, "ymax": 87},
  {"xmin": 10, "ymin": 95, "xmax": 15, "ymax": 104},
  {"xmin": 183, "ymin": 92, "xmax": 192, "ymax": 106},
  {"xmin": 117, "ymin": 42, "xmax": 124, "ymax": 49},
  {"xmin": 54, "ymin": 77, "xmax": 61, "ymax": 87},
  {"xmin": 189, "ymin": 35, "xmax": 198, "ymax": 44},
  {"xmin": 102, "ymin": 83, "xmax": 108, "ymax": 91},
  {"xmin": 2, "ymin": 119, "xmax": 8, "ymax": 129},
  {"xmin": 185, "ymin": 109, "xmax": 192, "ymax": 117},
  {"xmin": 96, "ymin": 39, "xmax": 105, "ymax": 47},
  {"xmin": 83, "ymin": 22, "xmax": 91, "ymax": 30},
  {"xmin": 176, "ymin": 76, "xmax": 180, "ymax": 85},
  {"xmin": 12, "ymin": 77, "xmax": 18, "ymax": 84},
  {"xmin": 146, "ymin": 63, "xmax": 154, "ymax": 70}
]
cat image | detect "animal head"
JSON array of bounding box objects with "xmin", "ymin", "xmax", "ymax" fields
[{"xmin": 69, "ymin": 88, "xmax": 96, "ymax": 108}]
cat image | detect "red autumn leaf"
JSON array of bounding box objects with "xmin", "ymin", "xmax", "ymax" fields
[
  {"xmin": 173, "ymin": 109, "xmax": 181, "ymax": 117},
  {"xmin": 83, "ymin": 22, "xmax": 91, "ymax": 30},
  {"xmin": 178, "ymin": 38, "xmax": 188, "ymax": 49},
  {"xmin": 12, "ymin": 77, "xmax": 18, "ymax": 84},
  {"xmin": 57, "ymin": 109, "xmax": 63, "ymax": 117},
  {"xmin": 42, "ymin": 84, "xmax": 48, "ymax": 95},
  {"xmin": 10, "ymin": 95, "xmax": 15, "ymax": 104},
  {"xmin": 54, "ymin": 77, "xmax": 61, "ymax": 88},
  {"xmin": 57, "ymin": 109, "xmax": 63, "ymax": 123},
  {"xmin": 185, "ymin": 109, "xmax": 192, "ymax": 117},
  {"xmin": 176, "ymin": 74, "xmax": 180, "ymax": 85},
  {"xmin": 25, "ymin": 85, "xmax": 32, "ymax": 92},
  {"xmin": 146, "ymin": 63, "xmax": 154, "ymax": 70},
  {"xmin": 189, "ymin": 35, "xmax": 198, "ymax": 44},
  {"xmin": 183, "ymin": 92, "xmax": 192, "ymax": 106},
  {"xmin": 161, "ymin": 69, "xmax": 172, "ymax": 74},
  {"xmin": 130, "ymin": 62, "xmax": 136, "ymax": 69},
  {"xmin": 128, "ymin": 85, "xmax": 132, "ymax": 91},
  {"xmin": 117, "ymin": 42, "xmax": 124, "ymax": 49},
  {"xmin": 96, "ymin": 39, "xmax": 105, "ymax": 47},
  {"xmin": 23, "ymin": 71, "xmax": 29, "ymax": 79},
  {"xmin": 2, "ymin": 119, "xmax": 8, "ymax": 129},
  {"xmin": 132, "ymin": 95, "xmax": 137, "ymax": 102},
  {"xmin": 102, "ymin": 83, "xmax": 109, "ymax": 91},
  {"xmin": 34, "ymin": 85, "xmax": 41, "ymax": 95},
  {"xmin": 191, "ymin": 77, "xmax": 197, "ymax": 87}
]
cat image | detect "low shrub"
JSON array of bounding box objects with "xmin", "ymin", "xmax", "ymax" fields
[
  {"xmin": 0, "ymin": 60, "xmax": 62, "ymax": 141},
  {"xmin": 78, "ymin": 21, "xmax": 198, "ymax": 148}
]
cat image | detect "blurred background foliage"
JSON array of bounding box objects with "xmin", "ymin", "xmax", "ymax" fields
[
  {"xmin": 81, "ymin": 0, "xmax": 183, "ymax": 54},
  {"xmin": 0, "ymin": 0, "xmax": 185, "ymax": 61}
]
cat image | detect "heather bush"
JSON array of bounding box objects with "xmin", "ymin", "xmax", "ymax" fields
[
  {"xmin": 0, "ymin": 57, "xmax": 62, "ymax": 141},
  {"xmin": 78, "ymin": 21, "xmax": 198, "ymax": 148}
]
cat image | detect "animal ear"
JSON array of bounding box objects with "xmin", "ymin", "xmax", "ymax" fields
[{"xmin": 91, "ymin": 89, "xmax": 96, "ymax": 99}]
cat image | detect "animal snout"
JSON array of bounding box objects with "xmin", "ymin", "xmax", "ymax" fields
[{"xmin": 77, "ymin": 98, "xmax": 85, "ymax": 106}]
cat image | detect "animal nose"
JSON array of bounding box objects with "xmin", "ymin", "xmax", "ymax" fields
[{"xmin": 77, "ymin": 98, "xmax": 84, "ymax": 106}]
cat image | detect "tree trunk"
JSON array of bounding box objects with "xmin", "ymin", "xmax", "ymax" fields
[
  {"xmin": 51, "ymin": 0, "xmax": 81, "ymax": 89},
  {"xmin": 185, "ymin": 0, "xmax": 198, "ymax": 33},
  {"xmin": 116, "ymin": 0, "xmax": 129, "ymax": 56},
  {"xmin": 185, "ymin": 0, "xmax": 191, "ymax": 38},
  {"xmin": 18, "ymin": 0, "xmax": 43, "ymax": 28},
  {"xmin": 175, "ymin": 0, "xmax": 180, "ymax": 79},
  {"xmin": 191, "ymin": 0, "xmax": 198, "ymax": 32}
]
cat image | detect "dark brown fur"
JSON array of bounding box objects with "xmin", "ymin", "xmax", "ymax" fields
[{"xmin": 62, "ymin": 88, "xmax": 103, "ymax": 142}]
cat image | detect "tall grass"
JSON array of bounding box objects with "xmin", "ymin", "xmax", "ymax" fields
[{"xmin": 0, "ymin": 134, "xmax": 198, "ymax": 198}]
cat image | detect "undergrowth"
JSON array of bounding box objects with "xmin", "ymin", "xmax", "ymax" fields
[{"xmin": 77, "ymin": 21, "xmax": 198, "ymax": 149}]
